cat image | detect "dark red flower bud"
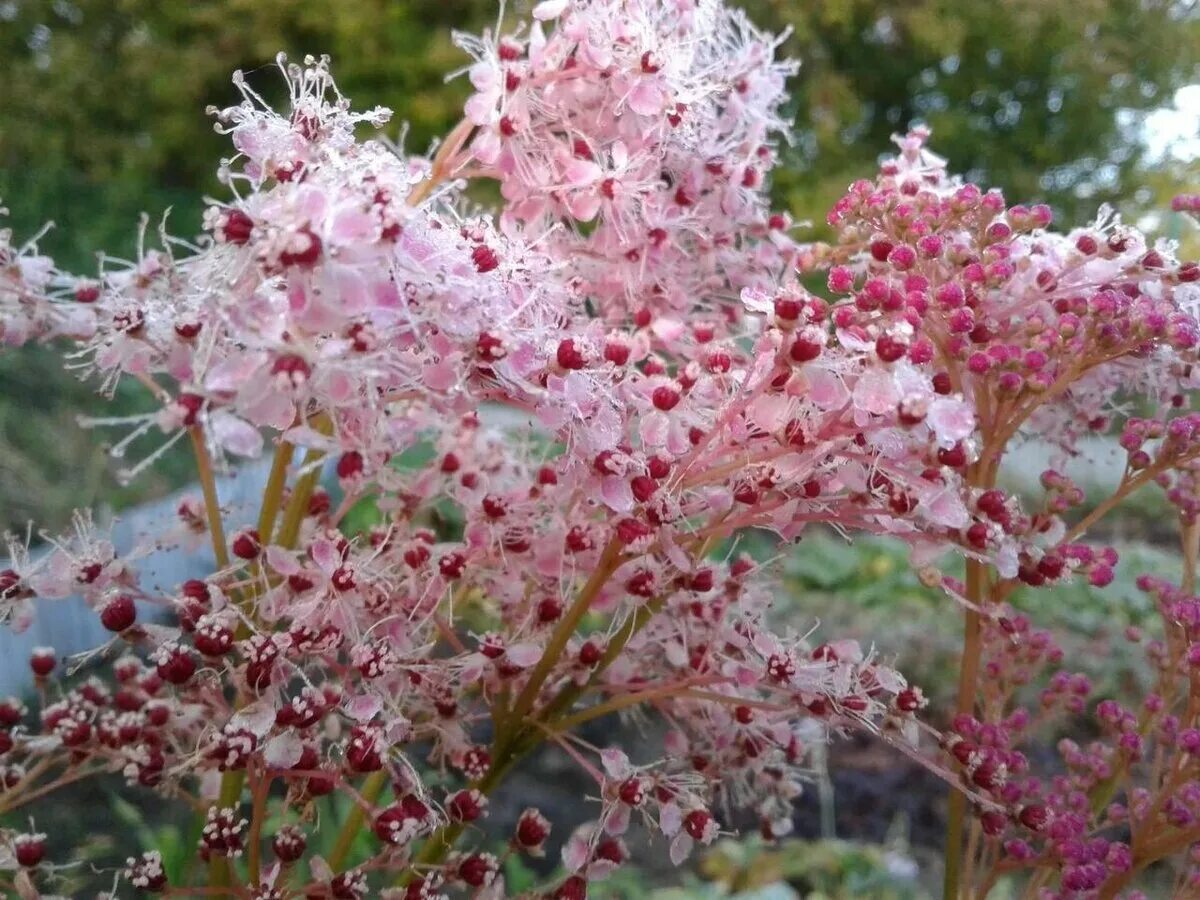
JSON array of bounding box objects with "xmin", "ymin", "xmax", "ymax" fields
[
  {"xmin": 789, "ymin": 335, "xmax": 822, "ymax": 362},
  {"xmin": 515, "ymin": 807, "xmax": 551, "ymax": 850},
  {"xmin": 980, "ymin": 811, "xmax": 1008, "ymax": 837},
  {"xmin": 14, "ymin": 834, "xmax": 45, "ymax": 868},
  {"xmin": 651, "ymin": 384, "xmax": 681, "ymax": 411},
  {"xmin": 481, "ymin": 495, "xmax": 508, "ymax": 519},
  {"xmin": 447, "ymin": 789, "xmax": 487, "ymax": 823},
  {"xmin": 231, "ymin": 529, "xmax": 262, "ymax": 560},
  {"xmin": 100, "ymin": 594, "xmax": 137, "ymax": 633},
  {"xmin": 875, "ymin": 334, "xmax": 907, "ymax": 363},
  {"xmin": 156, "ymin": 646, "xmax": 196, "ymax": 685},
  {"xmin": 272, "ymin": 825, "xmax": 307, "ymax": 863},
  {"xmin": 336, "ymin": 451, "xmax": 364, "ymax": 480},
  {"xmin": 1018, "ymin": 804, "xmax": 1049, "ymax": 832},
  {"xmin": 630, "ymin": 475, "xmax": 658, "ymax": 503},
  {"xmin": 579, "ymin": 640, "xmax": 603, "ymax": 667},
  {"xmin": 220, "ymin": 208, "xmax": 255, "ymax": 245},
  {"xmin": 29, "ymin": 648, "xmax": 56, "ymax": 678},
  {"xmin": 471, "ymin": 245, "xmax": 500, "ymax": 273},
  {"xmin": 557, "ymin": 339, "xmax": 587, "ymax": 370}
]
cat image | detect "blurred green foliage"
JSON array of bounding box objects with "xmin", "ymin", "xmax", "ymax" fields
[
  {"xmin": 749, "ymin": 0, "xmax": 1200, "ymax": 228},
  {"xmin": 778, "ymin": 528, "xmax": 1175, "ymax": 709},
  {"xmin": 692, "ymin": 837, "xmax": 922, "ymax": 899},
  {"xmin": 106, "ymin": 792, "xmax": 201, "ymax": 887},
  {"xmin": 0, "ymin": 344, "xmax": 196, "ymax": 531},
  {"xmin": 0, "ymin": 0, "xmax": 490, "ymax": 268}
]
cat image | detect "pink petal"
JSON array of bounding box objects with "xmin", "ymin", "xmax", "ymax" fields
[
  {"xmin": 600, "ymin": 748, "xmax": 631, "ymax": 779},
  {"xmin": 638, "ymin": 411, "xmax": 670, "ymax": 448},
  {"xmin": 564, "ymin": 158, "xmax": 602, "ymax": 186},
  {"xmin": 330, "ymin": 209, "xmax": 376, "ymax": 244},
  {"xmin": 601, "ymin": 475, "xmax": 634, "ymax": 513},
  {"xmin": 310, "ymin": 538, "xmax": 340, "ymax": 575},
  {"xmin": 532, "ymin": 0, "xmax": 568, "ymax": 20},
  {"xmin": 472, "ymin": 128, "xmax": 502, "ymax": 165},
  {"xmin": 605, "ymin": 805, "xmax": 631, "ymax": 836},
  {"xmin": 506, "ymin": 643, "xmax": 543, "ymax": 668},
  {"xmin": 853, "ymin": 368, "xmax": 899, "ymax": 415},
  {"xmin": 205, "ymin": 352, "xmax": 267, "ymax": 393},
  {"xmin": 468, "ymin": 62, "xmax": 498, "ymax": 92},
  {"xmin": 231, "ymin": 700, "xmax": 277, "ymax": 738},
  {"xmin": 749, "ymin": 394, "xmax": 792, "ymax": 433},
  {"xmin": 628, "ymin": 80, "xmax": 665, "ymax": 117},
  {"xmin": 659, "ymin": 803, "xmax": 682, "ymax": 837},
  {"xmin": 928, "ymin": 397, "xmax": 976, "ymax": 445},
  {"xmin": 264, "ymin": 546, "xmax": 300, "ymax": 576},
  {"xmin": 562, "ymin": 835, "xmax": 590, "ymax": 872},
  {"xmin": 211, "ymin": 411, "xmax": 264, "ymax": 458},
  {"xmin": 567, "ymin": 192, "xmax": 602, "ymax": 222},
  {"xmin": 264, "ymin": 733, "xmax": 305, "ymax": 769},
  {"xmin": 343, "ymin": 693, "xmax": 382, "ymax": 723}
]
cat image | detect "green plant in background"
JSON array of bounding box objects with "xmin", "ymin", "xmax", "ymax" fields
[
  {"xmin": 4, "ymin": 0, "xmax": 1195, "ymax": 259},
  {"xmin": 0, "ymin": 0, "xmax": 492, "ymax": 267},
  {"xmin": 744, "ymin": 0, "xmax": 1200, "ymax": 230},
  {"xmin": 107, "ymin": 794, "xmax": 200, "ymax": 888},
  {"xmin": 779, "ymin": 529, "xmax": 1176, "ymax": 706}
]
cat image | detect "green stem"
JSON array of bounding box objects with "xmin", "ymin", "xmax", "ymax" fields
[
  {"xmin": 943, "ymin": 556, "xmax": 985, "ymax": 900},
  {"xmin": 328, "ymin": 771, "xmax": 389, "ymax": 873},
  {"xmin": 537, "ymin": 597, "xmax": 663, "ymax": 727},
  {"xmin": 943, "ymin": 442, "xmax": 998, "ymax": 900},
  {"xmin": 257, "ymin": 439, "xmax": 296, "ymax": 543},
  {"xmin": 246, "ymin": 766, "xmax": 271, "ymax": 886},
  {"xmin": 201, "ymin": 431, "xmax": 320, "ymax": 890},
  {"xmin": 189, "ymin": 427, "xmax": 230, "ymax": 569},
  {"xmin": 501, "ymin": 539, "xmax": 623, "ymax": 743},
  {"xmin": 275, "ymin": 447, "xmax": 327, "ymax": 550},
  {"xmin": 399, "ymin": 534, "xmax": 711, "ymax": 884},
  {"xmin": 402, "ymin": 577, "xmax": 678, "ymax": 884},
  {"xmin": 398, "ymin": 549, "xmax": 661, "ymax": 885},
  {"xmin": 189, "ymin": 426, "xmax": 241, "ymax": 892}
]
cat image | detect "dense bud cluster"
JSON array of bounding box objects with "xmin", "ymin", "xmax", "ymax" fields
[
  {"xmin": 936, "ymin": 573, "xmax": 1200, "ymax": 897},
  {"xmin": 0, "ymin": 0, "xmax": 1197, "ymax": 897}
]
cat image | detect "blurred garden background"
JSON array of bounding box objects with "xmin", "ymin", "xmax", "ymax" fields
[{"xmin": 1, "ymin": 0, "xmax": 1199, "ymax": 895}]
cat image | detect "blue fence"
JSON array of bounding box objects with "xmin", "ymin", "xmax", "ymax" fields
[{"xmin": 0, "ymin": 460, "xmax": 273, "ymax": 696}]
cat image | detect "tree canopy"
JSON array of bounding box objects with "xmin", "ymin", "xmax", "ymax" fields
[{"xmin": 752, "ymin": 0, "xmax": 1199, "ymax": 222}]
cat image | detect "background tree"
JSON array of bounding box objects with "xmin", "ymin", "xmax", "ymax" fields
[{"xmin": 750, "ymin": 0, "xmax": 1199, "ymax": 226}]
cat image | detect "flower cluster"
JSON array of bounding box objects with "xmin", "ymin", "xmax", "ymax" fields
[
  {"xmin": 0, "ymin": 211, "xmax": 91, "ymax": 347},
  {"xmin": 456, "ymin": 0, "xmax": 799, "ymax": 322},
  {"xmin": 814, "ymin": 125, "xmax": 1200, "ymax": 898},
  {"xmin": 0, "ymin": 0, "xmax": 1197, "ymax": 897},
  {"xmin": 935, "ymin": 571, "xmax": 1200, "ymax": 898}
]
